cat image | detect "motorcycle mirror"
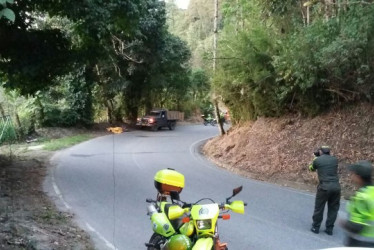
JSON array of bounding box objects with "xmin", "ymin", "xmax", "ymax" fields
[
  {"xmin": 232, "ymin": 186, "xmax": 243, "ymax": 197},
  {"xmin": 226, "ymin": 186, "xmax": 243, "ymax": 203},
  {"xmin": 170, "ymin": 191, "xmax": 180, "ymax": 201}
]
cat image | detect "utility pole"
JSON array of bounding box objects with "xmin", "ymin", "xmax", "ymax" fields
[{"xmin": 213, "ymin": 0, "xmax": 225, "ymax": 135}]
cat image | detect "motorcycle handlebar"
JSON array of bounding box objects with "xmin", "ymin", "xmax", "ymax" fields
[
  {"xmin": 182, "ymin": 203, "xmax": 192, "ymax": 208},
  {"xmin": 146, "ymin": 198, "xmax": 154, "ymax": 203}
]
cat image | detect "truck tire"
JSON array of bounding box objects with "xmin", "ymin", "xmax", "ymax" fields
[
  {"xmin": 168, "ymin": 122, "xmax": 175, "ymax": 130},
  {"xmin": 151, "ymin": 126, "xmax": 158, "ymax": 131}
]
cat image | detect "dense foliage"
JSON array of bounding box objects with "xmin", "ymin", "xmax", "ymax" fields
[
  {"xmin": 0, "ymin": 0, "xmax": 202, "ymax": 136},
  {"xmin": 214, "ymin": 0, "xmax": 374, "ymax": 122},
  {"xmin": 2, "ymin": 0, "xmax": 371, "ymax": 136}
]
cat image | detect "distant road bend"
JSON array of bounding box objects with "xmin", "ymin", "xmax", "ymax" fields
[{"xmin": 47, "ymin": 125, "xmax": 346, "ymax": 250}]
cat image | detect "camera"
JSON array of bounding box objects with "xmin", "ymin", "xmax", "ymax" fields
[{"xmin": 314, "ymin": 150, "xmax": 320, "ymax": 157}]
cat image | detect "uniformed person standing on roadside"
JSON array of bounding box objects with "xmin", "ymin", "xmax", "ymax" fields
[
  {"xmin": 340, "ymin": 160, "xmax": 374, "ymax": 247},
  {"xmin": 309, "ymin": 146, "xmax": 341, "ymax": 235}
]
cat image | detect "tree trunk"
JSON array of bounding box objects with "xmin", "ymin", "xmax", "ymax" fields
[
  {"xmin": 124, "ymin": 91, "xmax": 140, "ymax": 125},
  {"xmin": 35, "ymin": 97, "xmax": 45, "ymax": 123},
  {"xmin": 106, "ymin": 99, "xmax": 114, "ymax": 124},
  {"xmin": 213, "ymin": 0, "xmax": 225, "ymax": 136},
  {"xmin": 127, "ymin": 107, "xmax": 138, "ymax": 125},
  {"xmin": 300, "ymin": 0, "xmax": 306, "ymax": 26},
  {"xmin": 213, "ymin": 0, "xmax": 218, "ymax": 71},
  {"xmin": 15, "ymin": 112, "xmax": 24, "ymax": 138},
  {"xmin": 307, "ymin": 6, "xmax": 310, "ymax": 25},
  {"xmin": 82, "ymin": 65, "xmax": 94, "ymax": 127},
  {"xmin": 324, "ymin": 0, "xmax": 336, "ymax": 21},
  {"xmin": 0, "ymin": 103, "xmax": 5, "ymax": 118}
]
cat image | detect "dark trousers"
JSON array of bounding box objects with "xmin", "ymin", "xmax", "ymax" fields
[{"xmin": 312, "ymin": 186, "xmax": 341, "ymax": 230}]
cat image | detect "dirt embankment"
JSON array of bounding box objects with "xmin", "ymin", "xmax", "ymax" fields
[
  {"xmin": 203, "ymin": 104, "xmax": 374, "ymax": 196},
  {"xmin": 0, "ymin": 152, "xmax": 93, "ymax": 249},
  {"xmin": 0, "ymin": 127, "xmax": 106, "ymax": 250}
]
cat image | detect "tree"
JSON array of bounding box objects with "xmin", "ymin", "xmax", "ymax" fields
[{"xmin": 212, "ymin": 0, "xmax": 374, "ymax": 123}]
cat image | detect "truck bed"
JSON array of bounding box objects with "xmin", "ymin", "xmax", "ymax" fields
[{"xmin": 167, "ymin": 111, "xmax": 184, "ymax": 121}]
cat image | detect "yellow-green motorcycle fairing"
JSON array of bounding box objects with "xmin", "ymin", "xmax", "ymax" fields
[
  {"xmin": 151, "ymin": 212, "xmax": 176, "ymax": 237},
  {"xmin": 192, "ymin": 237, "xmax": 214, "ymax": 250},
  {"xmin": 191, "ymin": 204, "xmax": 219, "ymax": 237},
  {"xmin": 160, "ymin": 201, "xmax": 170, "ymax": 213},
  {"xmin": 179, "ymin": 220, "xmax": 194, "ymax": 237},
  {"xmin": 168, "ymin": 205, "xmax": 189, "ymax": 220},
  {"xmin": 225, "ymin": 200, "xmax": 245, "ymax": 214}
]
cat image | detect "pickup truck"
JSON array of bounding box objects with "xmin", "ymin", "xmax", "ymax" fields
[{"xmin": 136, "ymin": 109, "xmax": 182, "ymax": 131}]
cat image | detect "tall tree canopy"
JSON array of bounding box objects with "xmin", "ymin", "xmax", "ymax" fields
[
  {"xmin": 0, "ymin": 0, "xmax": 194, "ymax": 128},
  {"xmin": 214, "ymin": 0, "xmax": 374, "ymax": 122}
]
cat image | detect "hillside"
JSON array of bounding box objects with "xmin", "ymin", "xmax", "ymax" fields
[{"xmin": 203, "ymin": 104, "xmax": 374, "ymax": 196}]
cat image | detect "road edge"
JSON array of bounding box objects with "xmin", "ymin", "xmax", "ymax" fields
[{"xmin": 43, "ymin": 147, "xmax": 118, "ymax": 250}]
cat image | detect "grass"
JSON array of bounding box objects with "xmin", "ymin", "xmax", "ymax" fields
[
  {"xmin": 39, "ymin": 207, "xmax": 68, "ymax": 224},
  {"xmin": 43, "ymin": 134, "xmax": 93, "ymax": 151}
]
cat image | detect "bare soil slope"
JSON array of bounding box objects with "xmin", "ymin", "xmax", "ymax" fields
[
  {"xmin": 203, "ymin": 104, "xmax": 374, "ymax": 196},
  {"xmin": 0, "ymin": 127, "xmax": 108, "ymax": 250}
]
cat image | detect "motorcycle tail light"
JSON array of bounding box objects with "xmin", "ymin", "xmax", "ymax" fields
[{"xmin": 196, "ymin": 219, "xmax": 212, "ymax": 230}]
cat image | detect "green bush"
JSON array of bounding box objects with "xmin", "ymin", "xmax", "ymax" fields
[
  {"xmin": 215, "ymin": 1, "xmax": 374, "ymax": 122},
  {"xmin": 42, "ymin": 108, "xmax": 80, "ymax": 127},
  {"xmin": 0, "ymin": 120, "xmax": 17, "ymax": 144}
]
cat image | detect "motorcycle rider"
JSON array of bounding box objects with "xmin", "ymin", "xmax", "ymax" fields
[
  {"xmin": 340, "ymin": 160, "xmax": 374, "ymax": 247},
  {"xmin": 309, "ymin": 146, "xmax": 341, "ymax": 235}
]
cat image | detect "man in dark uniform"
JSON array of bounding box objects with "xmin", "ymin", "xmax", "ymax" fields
[{"xmin": 309, "ymin": 146, "xmax": 341, "ymax": 235}]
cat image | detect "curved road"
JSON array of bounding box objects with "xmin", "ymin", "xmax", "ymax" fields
[{"xmin": 46, "ymin": 125, "xmax": 346, "ymax": 250}]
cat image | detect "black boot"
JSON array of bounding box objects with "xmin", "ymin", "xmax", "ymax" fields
[
  {"xmin": 324, "ymin": 229, "xmax": 333, "ymax": 235},
  {"xmin": 311, "ymin": 227, "xmax": 319, "ymax": 234}
]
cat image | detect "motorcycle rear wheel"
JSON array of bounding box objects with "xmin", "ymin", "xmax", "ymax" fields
[{"xmin": 147, "ymin": 233, "xmax": 166, "ymax": 250}]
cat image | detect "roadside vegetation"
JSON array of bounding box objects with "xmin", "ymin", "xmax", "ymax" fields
[
  {"xmin": 214, "ymin": 1, "xmax": 374, "ymax": 121},
  {"xmin": 43, "ymin": 134, "xmax": 93, "ymax": 151},
  {"xmin": 165, "ymin": 0, "xmax": 374, "ymax": 195},
  {"xmin": 172, "ymin": 0, "xmax": 374, "ymax": 122},
  {"xmin": 1, "ymin": 0, "xmax": 374, "ymax": 248},
  {"xmin": 0, "ymin": 128, "xmax": 99, "ymax": 249},
  {"xmin": 204, "ymin": 104, "xmax": 374, "ymax": 197},
  {"xmin": 0, "ymin": 0, "xmax": 212, "ymax": 147}
]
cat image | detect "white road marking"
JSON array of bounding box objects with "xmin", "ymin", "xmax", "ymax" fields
[
  {"xmin": 50, "ymin": 160, "xmax": 117, "ymax": 250},
  {"xmin": 51, "ymin": 173, "xmax": 71, "ymax": 209},
  {"xmin": 86, "ymin": 222, "xmax": 118, "ymax": 250}
]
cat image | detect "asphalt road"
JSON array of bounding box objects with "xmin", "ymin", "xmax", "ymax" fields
[{"xmin": 46, "ymin": 125, "xmax": 346, "ymax": 250}]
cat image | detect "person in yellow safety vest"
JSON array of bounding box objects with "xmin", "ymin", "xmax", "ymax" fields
[{"xmin": 340, "ymin": 160, "xmax": 374, "ymax": 247}]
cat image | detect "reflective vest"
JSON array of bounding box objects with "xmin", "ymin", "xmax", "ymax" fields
[{"xmin": 347, "ymin": 186, "xmax": 374, "ymax": 242}]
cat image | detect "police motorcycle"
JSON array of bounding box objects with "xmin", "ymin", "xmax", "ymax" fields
[
  {"xmin": 201, "ymin": 115, "xmax": 217, "ymax": 126},
  {"xmin": 145, "ymin": 168, "xmax": 192, "ymax": 250},
  {"xmin": 145, "ymin": 169, "xmax": 246, "ymax": 250}
]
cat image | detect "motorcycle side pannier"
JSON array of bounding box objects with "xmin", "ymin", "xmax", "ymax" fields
[{"xmin": 154, "ymin": 168, "xmax": 185, "ymax": 194}]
